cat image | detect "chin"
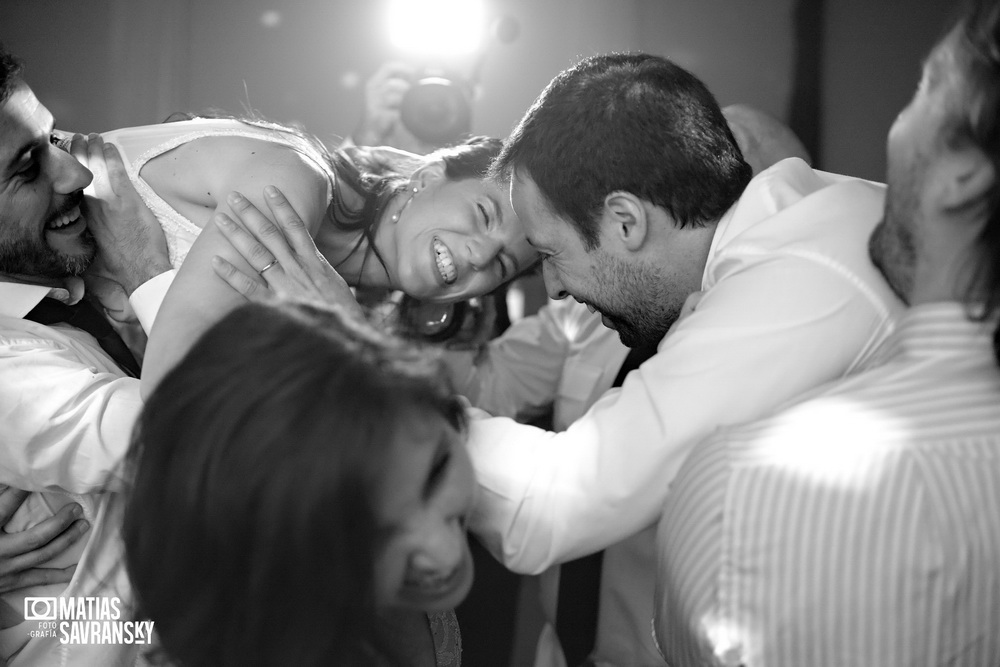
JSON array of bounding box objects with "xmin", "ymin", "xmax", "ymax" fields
[
  {"xmin": 420, "ymin": 564, "xmax": 474, "ymax": 613},
  {"xmin": 394, "ymin": 550, "xmax": 475, "ymax": 612}
]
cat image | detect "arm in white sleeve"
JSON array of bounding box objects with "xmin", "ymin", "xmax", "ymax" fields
[
  {"xmin": 0, "ymin": 336, "xmax": 142, "ymax": 494},
  {"xmin": 468, "ymin": 255, "xmax": 895, "ymax": 573},
  {"xmin": 451, "ymin": 302, "xmax": 576, "ymax": 419},
  {"xmin": 128, "ymin": 269, "xmax": 176, "ymax": 334}
]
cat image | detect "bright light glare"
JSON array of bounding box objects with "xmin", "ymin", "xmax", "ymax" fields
[
  {"xmin": 757, "ymin": 397, "xmax": 902, "ymax": 488},
  {"xmin": 700, "ymin": 615, "xmax": 749, "ymax": 667},
  {"xmin": 387, "ymin": 0, "xmax": 486, "ymax": 56}
]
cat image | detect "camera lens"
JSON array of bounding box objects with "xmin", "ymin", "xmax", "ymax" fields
[{"xmin": 400, "ymin": 77, "xmax": 471, "ymax": 146}]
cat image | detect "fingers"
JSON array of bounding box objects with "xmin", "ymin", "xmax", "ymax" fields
[
  {"xmin": 262, "ymin": 186, "xmax": 315, "ymax": 257},
  {"xmin": 219, "ymin": 188, "xmax": 361, "ymax": 314},
  {"xmin": 369, "ymin": 61, "xmax": 417, "ymax": 91},
  {"xmin": 85, "ymin": 134, "xmax": 109, "ymax": 195},
  {"xmin": 211, "ymin": 255, "xmax": 272, "ymax": 303},
  {"xmin": 0, "ymin": 488, "xmax": 29, "ymax": 526},
  {"xmin": 212, "ymin": 210, "xmax": 285, "ymax": 278},
  {"xmin": 373, "ymin": 77, "xmax": 410, "ymax": 109},
  {"xmin": 262, "ymin": 186, "xmax": 357, "ymax": 297},
  {"xmin": 0, "ymin": 565, "xmax": 76, "ymax": 595},
  {"xmin": 225, "ymin": 192, "xmax": 296, "ymax": 270},
  {"xmin": 0, "ymin": 504, "xmax": 89, "ymax": 574},
  {"xmin": 69, "ymin": 133, "xmax": 89, "ymax": 171},
  {"xmin": 100, "ymin": 142, "xmax": 129, "ymax": 197},
  {"xmin": 70, "ymin": 134, "xmax": 127, "ymax": 200},
  {"xmin": 49, "ymin": 129, "xmax": 74, "ymax": 153}
]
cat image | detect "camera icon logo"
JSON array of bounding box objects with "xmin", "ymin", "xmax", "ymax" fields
[{"xmin": 24, "ymin": 597, "xmax": 57, "ymax": 621}]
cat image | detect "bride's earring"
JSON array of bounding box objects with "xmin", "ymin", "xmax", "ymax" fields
[{"xmin": 391, "ymin": 187, "xmax": 419, "ymax": 223}]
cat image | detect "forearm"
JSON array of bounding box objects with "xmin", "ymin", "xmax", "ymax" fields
[
  {"xmin": 0, "ymin": 344, "xmax": 142, "ymax": 494},
  {"xmin": 453, "ymin": 305, "xmax": 574, "ymax": 418}
]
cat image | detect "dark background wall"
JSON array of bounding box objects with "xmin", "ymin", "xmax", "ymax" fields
[{"xmin": 1, "ymin": 0, "xmax": 956, "ymax": 181}]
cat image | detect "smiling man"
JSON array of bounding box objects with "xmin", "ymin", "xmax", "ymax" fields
[
  {"xmin": 465, "ymin": 53, "xmax": 906, "ymax": 666},
  {"xmin": 0, "ymin": 87, "xmax": 93, "ymax": 277},
  {"xmin": 0, "ymin": 45, "xmax": 172, "ymax": 665}
]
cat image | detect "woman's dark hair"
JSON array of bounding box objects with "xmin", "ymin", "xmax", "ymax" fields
[{"xmin": 123, "ymin": 300, "xmax": 466, "ymax": 667}]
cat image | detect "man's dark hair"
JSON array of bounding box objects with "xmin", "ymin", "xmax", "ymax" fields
[
  {"xmin": 0, "ymin": 43, "xmax": 23, "ymax": 106},
  {"xmin": 492, "ymin": 52, "xmax": 752, "ymax": 249},
  {"xmin": 945, "ymin": 0, "xmax": 1000, "ymax": 363}
]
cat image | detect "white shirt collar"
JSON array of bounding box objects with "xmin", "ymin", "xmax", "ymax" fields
[{"xmin": 0, "ymin": 276, "xmax": 85, "ymax": 318}]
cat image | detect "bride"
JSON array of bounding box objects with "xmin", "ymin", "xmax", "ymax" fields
[{"xmin": 62, "ymin": 116, "xmax": 537, "ymax": 387}]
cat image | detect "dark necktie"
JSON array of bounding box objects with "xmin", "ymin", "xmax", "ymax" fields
[
  {"xmin": 555, "ymin": 341, "xmax": 658, "ymax": 667},
  {"xmin": 24, "ymin": 296, "xmax": 141, "ymax": 378}
]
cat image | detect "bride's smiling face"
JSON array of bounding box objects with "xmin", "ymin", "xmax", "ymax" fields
[{"xmin": 383, "ymin": 167, "xmax": 538, "ymax": 303}]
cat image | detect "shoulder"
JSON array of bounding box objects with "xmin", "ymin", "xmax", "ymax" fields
[{"xmin": 142, "ymin": 129, "xmax": 331, "ymax": 223}]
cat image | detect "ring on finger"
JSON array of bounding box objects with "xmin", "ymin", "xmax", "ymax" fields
[{"xmin": 258, "ymin": 259, "xmax": 280, "ymax": 275}]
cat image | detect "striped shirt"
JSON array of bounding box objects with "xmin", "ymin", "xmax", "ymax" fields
[{"xmin": 654, "ymin": 302, "xmax": 1000, "ymax": 667}]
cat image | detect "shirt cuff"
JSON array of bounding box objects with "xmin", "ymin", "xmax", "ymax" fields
[{"xmin": 129, "ymin": 269, "xmax": 176, "ymax": 334}]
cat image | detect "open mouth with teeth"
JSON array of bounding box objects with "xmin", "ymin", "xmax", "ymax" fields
[
  {"xmin": 45, "ymin": 206, "xmax": 83, "ymax": 234},
  {"xmin": 433, "ymin": 237, "xmax": 457, "ymax": 285}
]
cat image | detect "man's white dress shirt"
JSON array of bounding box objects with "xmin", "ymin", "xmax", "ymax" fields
[
  {"xmin": 468, "ymin": 158, "xmax": 904, "ymax": 586},
  {"xmin": 656, "ymin": 303, "xmax": 1000, "ymax": 666},
  {"xmin": 0, "ymin": 272, "xmax": 171, "ymax": 665},
  {"xmin": 450, "ymin": 298, "xmax": 637, "ymax": 666}
]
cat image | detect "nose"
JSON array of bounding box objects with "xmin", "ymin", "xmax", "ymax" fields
[
  {"xmin": 409, "ymin": 518, "xmax": 467, "ymax": 575},
  {"xmin": 50, "ymin": 144, "xmax": 92, "ymax": 194},
  {"xmin": 466, "ymin": 235, "xmax": 504, "ymax": 271},
  {"xmin": 542, "ymin": 262, "xmax": 569, "ymax": 300}
]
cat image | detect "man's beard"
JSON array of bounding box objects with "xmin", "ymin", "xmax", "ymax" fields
[
  {"xmin": 869, "ymin": 173, "xmax": 919, "ymax": 305},
  {"xmin": 0, "ymin": 228, "xmax": 96, "ymax": 278},
  {"xmin": 593, "ymin": 253, "xmax": 679, "ymax": 349},
  {"xmin": 605, "ymin": 302, "xmax": 678, "ymax": 349}
]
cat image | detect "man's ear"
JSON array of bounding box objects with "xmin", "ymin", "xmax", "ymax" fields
[
  {"xmin": 937, "ymin": 144, "xmax": 996, "ymax": 215},
  {"xmin": 409, "ymin": 158, "xmax": 447, "ymax": 191},
  {"xmin": 603, "ymin": 191, "xmax": 648, "ymax": 252}
]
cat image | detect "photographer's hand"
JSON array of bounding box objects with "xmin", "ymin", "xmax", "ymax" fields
[{"xmin": 352, "ymin": 61, "xmax": 436, "ymax": 154}]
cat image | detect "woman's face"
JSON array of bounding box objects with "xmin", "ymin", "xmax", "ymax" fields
[
  {"xmin": 373, "ymin": 411, "xmax": 476, "ymax": 612},
  {"xmin": 385, "ymin": 170, "xmax": 539, "ymax": 303}
]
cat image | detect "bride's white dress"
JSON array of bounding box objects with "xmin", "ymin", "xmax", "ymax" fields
[{"xmin": 101, "ymin": 117, "xmax": 332, "ymax": 269}]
